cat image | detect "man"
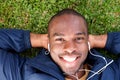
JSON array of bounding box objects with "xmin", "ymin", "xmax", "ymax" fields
[
  {"xmin": 47, "ymin": 9, "xmax": 89, "ymax": 79},
  {"xmin": 0, "ymin": 9, "xmax": 120, "ymax": 80}
]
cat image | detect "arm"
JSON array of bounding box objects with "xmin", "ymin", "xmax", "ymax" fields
[
  {"xmin": 0, "ymin": 29, "xmax": 48, "ymax": 52},
  {"xmin": 0, "ymin": 29, "xmax": 48, "ymax": 79},
  {"xmin": 0, "ymin": 29, "xmax": 31, "ymax": 52},
  {"xmin": 0, "ymin": 29, "xmax": 32, "ymax": 79},
  {"xmin": 89, "ymin": 32, "xmax": 120, "ymax": 54}
]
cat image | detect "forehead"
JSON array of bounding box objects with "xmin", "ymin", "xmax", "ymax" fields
[{"xmin": 48, "ymin": 14, "xmax": 87, "ymax": 36}]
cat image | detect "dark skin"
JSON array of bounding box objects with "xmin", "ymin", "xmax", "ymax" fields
[
  {"xmin": 30, "ymin": 33, "xmax": 48, "ymax": 48},
  {"xmin": 89, "ymin": 34, "xmax": 107, "ymax": 49},
  {"xmin": 30, "ymin": 32, "xmax": 107, "ymax": 51},
  {"xmin": 48, "ymin": 14, "xmax": 89, "ymax": 79}
]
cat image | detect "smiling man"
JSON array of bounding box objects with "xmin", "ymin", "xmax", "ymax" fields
[
  {"xmin": 48, "ymin": 9, "xmax": 89, "ymax": 79},
  {"xmin": 1, "ymin": 8, "xmax": 120, "ymax": 80},
  {"xmin": 47, "ymin": 9, "xmax": 118, "ymax": 80}
]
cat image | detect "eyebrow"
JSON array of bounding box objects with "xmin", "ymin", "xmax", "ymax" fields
[
  {"xmin": 75, "ymin": 32, "xmax": 86, "ymax": 35},
  {"xmin": 53, "ymin": 33, "xmax": 64, "ymax": 37},
  {"xmin": 53, "ymin": 32, "xmax": 86, "ymax": 37}
]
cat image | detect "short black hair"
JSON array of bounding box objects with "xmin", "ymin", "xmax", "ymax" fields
[{"xmin": 48, "ymin": 8, "xmax": 88, "ymax": 34}]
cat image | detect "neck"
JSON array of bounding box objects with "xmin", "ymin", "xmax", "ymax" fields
[
  {"xmin": 65, "ymin": 71, "xmax": 85, "ymax": 80},
  {"xmin": 65, "ymin": 66, "xmax": 85, "ymax": 80}
]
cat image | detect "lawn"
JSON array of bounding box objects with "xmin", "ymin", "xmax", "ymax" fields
[{"xmin": 0, "ymin": 0, "xmax": 120, "ymax": 58}]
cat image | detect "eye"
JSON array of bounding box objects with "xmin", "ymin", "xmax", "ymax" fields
[
  {"xmin": 55, "ymin": 38, "xmax": 65, "ymax": 42},
  {"xmin": 75, "ymin": 37, "xmax": 84, "ymax": 42}
]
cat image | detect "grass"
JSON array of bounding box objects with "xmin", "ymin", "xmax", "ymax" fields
[{"xmin": 0, "ymin": 0, "xmax": 120, "ymax": 58}]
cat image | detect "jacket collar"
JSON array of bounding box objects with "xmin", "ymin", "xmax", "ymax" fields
[
  {"xmin": 86, "ymin": 49, "xmax": 113, "ymax": 80},
  {"xmin": 26, "ymin": 48, "xmax": 64, "ymax": 80}
]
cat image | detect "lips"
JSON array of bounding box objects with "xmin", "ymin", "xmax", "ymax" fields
[{"xmin": 59, "ymin": 55, "xmax": 80, "ymax": 63}]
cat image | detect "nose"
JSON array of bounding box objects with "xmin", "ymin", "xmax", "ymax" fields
[{"xmin": 64, "ymin": 41, "xmax": 76, "ymax": 53}]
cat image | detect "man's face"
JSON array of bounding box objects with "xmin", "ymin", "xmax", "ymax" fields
[{"xmin": 48, "ymin": 14, "xmax": 88, "ymax": 75}]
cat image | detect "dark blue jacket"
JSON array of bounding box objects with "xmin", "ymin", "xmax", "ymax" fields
[{"xmin": 0, "ymin": 29, "xmax": 120, "ymax": 80}]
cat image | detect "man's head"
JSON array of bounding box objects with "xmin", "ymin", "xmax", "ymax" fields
[{"xmin": 48, "ymin": 9, "xmax": 89, "ymax": 75}]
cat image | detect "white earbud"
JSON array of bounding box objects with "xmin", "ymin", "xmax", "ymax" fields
[
  {"xmin": 48, "ymin": 43, "xmax": 50, "ymax": 52},
  {"xmin": 88, "ymin": 41, "xmax": 91, "ymax": 50},
  {"xmin": 45, "ymin": 44, "xmax": 50, "ymax": 55}
]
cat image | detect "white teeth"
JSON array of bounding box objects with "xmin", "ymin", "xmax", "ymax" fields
[{"xmin": 63, "ymin": 56, "xmax": 77, "ymax": 62}]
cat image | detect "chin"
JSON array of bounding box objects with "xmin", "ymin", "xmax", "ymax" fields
[{"xmin": 62, "ymin": 66, "xmax": 79, "ymax": 75}]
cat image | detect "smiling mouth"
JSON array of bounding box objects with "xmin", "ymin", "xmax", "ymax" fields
[{"xmin": 59, "ymin": 55, "xmax": 80, "ymax": 63}]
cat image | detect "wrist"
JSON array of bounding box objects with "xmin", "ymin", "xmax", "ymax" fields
[
  {"xmin": 89, "ymin": 34, "xmax": 107, "ymax": 48},
  {"xmin": 39, "ymin": 34, "xmax": 48, "ymax": 48},
  {"xmin": 88, "ymin": 35, "xmax": 95, "ymax": 49},
  {"xmin": 30, "ymin": 33, "xmax": 48, "ymax": 48}
]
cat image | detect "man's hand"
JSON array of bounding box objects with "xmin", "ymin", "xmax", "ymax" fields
[{"xmin": 30, "ymin": 33, "xmax": 48, "ymax": 49}]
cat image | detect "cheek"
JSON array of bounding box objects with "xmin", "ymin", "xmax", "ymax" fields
[
  {"xmin": 49, "ymin": 45, "xmax": 64, "ymax": 65},
  {"xmin": 50, "ymin": 42, "xmax": 64, "ymax": 53},
  {"xmin": 78, "ymin": 43, "xmax": 88, "ymax": 51},
  {"xmin": 78, "ymin": 43, "xmax": 88, "ymax": 56},
  {"xmin": 49, "ymin": 44, "xmax": 63, "ymax": 60}
]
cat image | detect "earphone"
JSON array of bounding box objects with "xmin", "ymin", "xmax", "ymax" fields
[
  {"xmin": 44, "ymin": 43, "xmax": 50, "ymax": 55},
  {"xmin": 88, "ymin": 42, "xmax": 91, "ymax": 50},
  {"xmin": 46, "ymin": 42, "xmax": 114, "ymax": 79},
  {"xmin": 87, "ymin": 41, "xmax": 114, "ymax": 80},
  {"xmin": 87, "ymin": 41, "xmax": 107, "ymax": 65},
  {"xmin": 48, "ymin": 43, "xmax": 50, "ymax": 52}
]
